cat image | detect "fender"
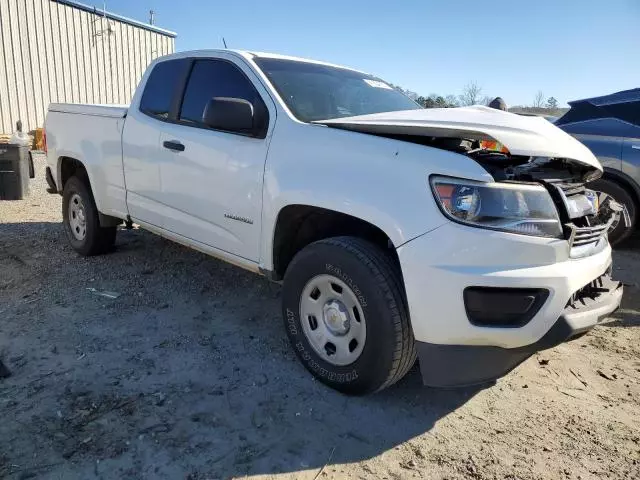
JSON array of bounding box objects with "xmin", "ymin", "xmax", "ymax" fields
[
  {"xmin": 259, "ymin": 121, "xmax": 492, "ymax": 271},
  {"xmin": 603, "ymin": 166, "xmax": 640, "ymax": 204}
]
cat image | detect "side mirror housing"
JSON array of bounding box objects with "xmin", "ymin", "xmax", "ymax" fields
[{"xmin": 202, "ymin": 97, "xmax": 254, "ymax": 134}]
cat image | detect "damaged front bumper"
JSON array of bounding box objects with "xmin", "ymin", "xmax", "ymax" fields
[
  {"xmin": 397, "ymin": 222, "xmax": 623, "ymax": 388},
  {"xmin": 415, "ymin": 272, "xmax": 622, "ymax": 387}
]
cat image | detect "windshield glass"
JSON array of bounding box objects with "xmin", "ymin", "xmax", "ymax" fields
[{"xmin": 254, "ymin": 57, "xmax": 422, "ymax": 122}]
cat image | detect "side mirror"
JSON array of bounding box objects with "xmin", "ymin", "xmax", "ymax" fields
[{"xmin": 202, "ymin": 97, "xmax": 254, "ymax": 134}]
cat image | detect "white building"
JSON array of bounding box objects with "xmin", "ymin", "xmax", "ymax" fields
[{"xmin": 0, "ymin": 0, "xmax": 176, "ymax": 133}]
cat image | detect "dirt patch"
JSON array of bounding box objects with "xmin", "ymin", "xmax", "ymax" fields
[{"xmin": 1, "ymin": 155, "xmax": 639, "ymax": 479}]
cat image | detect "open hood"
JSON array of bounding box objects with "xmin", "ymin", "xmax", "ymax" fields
[{"xmin": 316, "ymin": 106, "xmax": 602, "ymax": 171}]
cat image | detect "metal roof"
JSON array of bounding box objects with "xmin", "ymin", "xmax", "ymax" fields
[
  {"xmin": 53, "ymin": 0, "xmax": 177, "ymax": 37},
  {"xmin": 570, "ymin": 88, "xmax": 640, "ymax": 107}
]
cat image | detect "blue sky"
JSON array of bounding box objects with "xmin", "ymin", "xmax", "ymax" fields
[{"xmin": 106, "ymin": 0, "xmax": 639, "ymax": 107}]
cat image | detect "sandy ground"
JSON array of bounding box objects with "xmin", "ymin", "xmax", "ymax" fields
[{"xmin": 1, "ymin": 155, "xmax": 639, "ymax": 480}]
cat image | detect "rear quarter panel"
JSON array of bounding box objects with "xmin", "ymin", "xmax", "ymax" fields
[{"xmin": 45, "ymin": 109, "xmax": 128, "ymax": 218}]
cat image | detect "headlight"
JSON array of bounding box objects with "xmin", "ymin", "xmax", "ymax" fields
[{"xmin": 430, "ymin": 177, "xmax": 563, "ymax": 238}]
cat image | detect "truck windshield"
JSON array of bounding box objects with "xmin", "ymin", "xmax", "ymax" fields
[{"xmin": 254, "ymin": 57, "xmax": 422, "ymax": 122}]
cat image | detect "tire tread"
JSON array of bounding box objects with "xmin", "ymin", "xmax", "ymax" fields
[
  {"xmin": 312, "ymin": 236, "xmax": 416, "ymax": 392},
  {"xmin": 63, "ymin": 176, "xmax": 117, "ymax": 256}
]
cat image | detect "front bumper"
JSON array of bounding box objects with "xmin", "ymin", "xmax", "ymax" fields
[
  {"xmin": 397, "ymin": 223, "xmax": 623, "ymax": 387},
  {"xmin": 416, "ymin": 274, "xmax": 621, "ymax": 387}
]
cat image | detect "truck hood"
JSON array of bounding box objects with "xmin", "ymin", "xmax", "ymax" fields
[{"xmin": 316, "ymin": 106, "xmax": 602, "ymax": 171}]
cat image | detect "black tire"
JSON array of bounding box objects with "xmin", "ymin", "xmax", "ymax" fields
[
  {"xmin": 589, "ymin": 178, "xmax": 637, "ymax": 246},
  {"xmin": 62, "ymin": 176, "xmax": 117, "ymax": 256},
  {"xmin": 282, "ymin": 236, "xmax": 416, "ymax": 394}
]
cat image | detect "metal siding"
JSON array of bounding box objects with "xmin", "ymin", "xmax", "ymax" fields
[
  {"xmin": 65, "ymin": 3, "xmax": 80, "ymax": 102},
  {"xmin": 107, "ymin": 16, "xmax": 117, "ymax": 104},
  {"xmin": 7, "ymin": 0, "xmax": 29, "ymax": 129},
  {"xmin": 24, "ymin": 0, "xmax": 43, "ymax": 128},
  {"xmin": 41, "ymin": 0, "xmax": 58, "ymax": 104},
  {"xmin": 0, "ymin": 0, "xmax": 176, "ymax": 133},
  {"xmin": 134, "ymin": 27, "xmax": 142, "ymax": 82},
  {"xmin": 121, "ymin": 23, "xmax": 131, "ymax": 100},
  {"xmin": 56, "ymin": 1, "xmax": 73, "ymax": 102},
  {"xmin": 32, "ymin": 0, "xmax": 52, "ymax": 125},
  {"xmin": 96, "ymin": 13, "xmax": 107, "ymax": 103},
  {"xmin": 144, "ymin": 29, "xmax": 151, "ymax": 66},
  {"xmin": 50, "ymin": 1, "xmax": 66, "ymax": 103},
  {"xmin": 13, "ymin": 0, "xmax": 32, "ymax": 127},
  {"xmin": 125, "ymin": 24, "xmax": 134, "ymax": 98},
  {"xmin": 0, "ymin": 0, "xmax": 16, "ymax": 133},
  {"xmin": 76, "ymin": 10, "xmax": 93, "ymax": 103},
  {"xmin": 71, "ymin": 7, "xmax": 86, "ymax": 103},
  {"xmin": 87, "ymin": 8, "xmax": 101, "ymax": 103},
  {"xmin": 114, "ymin": 16, "xmax": 124, "ymax": 103}
]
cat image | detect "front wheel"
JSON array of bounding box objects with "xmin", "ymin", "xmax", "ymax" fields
[
  {"xmin": 282, "ymin": 237, "xmax": 416, "ymax": 394},
  {"xmin": 62, "ymin": 176, "xmax": 117, "ymax": 256}
]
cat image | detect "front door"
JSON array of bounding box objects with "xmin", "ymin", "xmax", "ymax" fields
[
  {"xmin": 621, "ymin": 124, "xmax": 640, "ymax": 187},
  {"xmin": 157, "ymin": 56, "xmax": 275, "ymax": 262},
  {"xmin": 122, "ymin": 58, "xmax": 192, "ymax": 228}
]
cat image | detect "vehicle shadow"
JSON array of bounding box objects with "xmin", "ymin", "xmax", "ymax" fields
[
  {"xmin": 604, "ymin": 309, "xmax": 640, "ymax": 328},
  {"xmin": 0, "ymin": 221, "xmax": 488, "ymax": 479},
  {"xmin": 616, "ymin": 231, "xmax": 640, "ymax": 251}
]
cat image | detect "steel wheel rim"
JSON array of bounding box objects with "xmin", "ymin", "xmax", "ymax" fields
[
  {"xmin": 68, "ymin": 193, "xmax": 87, "ymax": 241},
  {"xmin": 608, "ymin": 212, "xmax": 621, "ymax": 236},
  {"xmin": 299, "ymin": 274, "xmax": 367, "ymax": 366}
]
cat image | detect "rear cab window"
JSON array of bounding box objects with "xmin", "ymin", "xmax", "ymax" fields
[{"xmin": 139, "ymin": 59, "xmax": 190, "ymax": 120}]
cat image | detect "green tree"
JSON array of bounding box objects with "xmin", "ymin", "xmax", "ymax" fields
[{"xmin": 546, "ymin": 96, "xmax": 558, "ymax": 109}]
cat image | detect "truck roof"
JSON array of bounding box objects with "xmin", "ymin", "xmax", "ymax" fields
[{"xmin": 160, "ymin": 49, "xmax": 369, "ymax": 75}]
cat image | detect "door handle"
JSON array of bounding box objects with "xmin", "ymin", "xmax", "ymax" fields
[
  {"xmin": 631, "ymin": 145, "xmax": 640, "ymax": 150},
  {"xmin": 163, "ymin": 140, "xmax": 185, "ymax": 152}
]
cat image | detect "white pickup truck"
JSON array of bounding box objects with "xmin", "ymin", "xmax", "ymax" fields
[{"xmin": 44, "ymin": 50, "xmax": 623, "ymax": 394}]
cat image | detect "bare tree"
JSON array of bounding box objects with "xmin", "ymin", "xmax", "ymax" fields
[
  {"xmin": 459, "ymin": 82, "xmax": 483, "ymax": 106},
  {"xmin": 445, "ymin": 95, "xmax": 460, "ymax": 107},
  {"xmin": 480, "ymin": 95, "xmax": 493, "ymax": 106},
  {"xmin": 533, "ymin": 90, "xmax": 545, "ymax": 108}
]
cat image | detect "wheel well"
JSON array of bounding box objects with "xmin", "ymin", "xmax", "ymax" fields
[
  {"xmin": 59, "ymin": 157, "xmax": 88, "ymax": 190},
  {"xmin": 272, "ymin": 205, "xmax": 399, "ymax": 280}
]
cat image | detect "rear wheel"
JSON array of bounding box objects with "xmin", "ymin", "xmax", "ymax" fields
[
  {"xmin": 282, "ymin": 236, "xmax": 416, "ymax": 394},
  {"xmin": 590, "ymin": 178, "xmax": 637, "ymax": 246},
  {"xmin": 62, "ymin": 176, "xmax": 117, "ymax": 256}
]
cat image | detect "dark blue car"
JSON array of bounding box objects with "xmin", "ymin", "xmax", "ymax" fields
[{"xmin": 556, "ymin": 88, "xmax": 640, "ymax": 245}]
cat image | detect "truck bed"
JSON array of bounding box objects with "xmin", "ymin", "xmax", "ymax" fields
[
  {"xmin": 48, "ymin": 103, "xmax": 128, "ymax": 118},
  {"xmin": 45, "ymin": 103, "xmax": 129, "ymax": 220}
]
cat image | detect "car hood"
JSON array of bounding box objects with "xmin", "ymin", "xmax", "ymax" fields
[{"xmin": 316, "ymin": 106, "xmax": 602, "ymax": 171}]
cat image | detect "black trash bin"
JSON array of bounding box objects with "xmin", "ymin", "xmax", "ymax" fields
[{"xmin": 0, "ymin": 144, "xmax": 30, "ymax": 200}]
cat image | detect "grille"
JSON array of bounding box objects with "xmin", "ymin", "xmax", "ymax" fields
[
  {"xmin": 558, "ymin": 182, "xmax": 586, "ymax": 197},
  {"xmin": 571, "ymin": 223, "xmax": 609, "ymax": 247},
  {"xmin": 552, "ymin": 182, "xmax": 613, "ymax": 248}
]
